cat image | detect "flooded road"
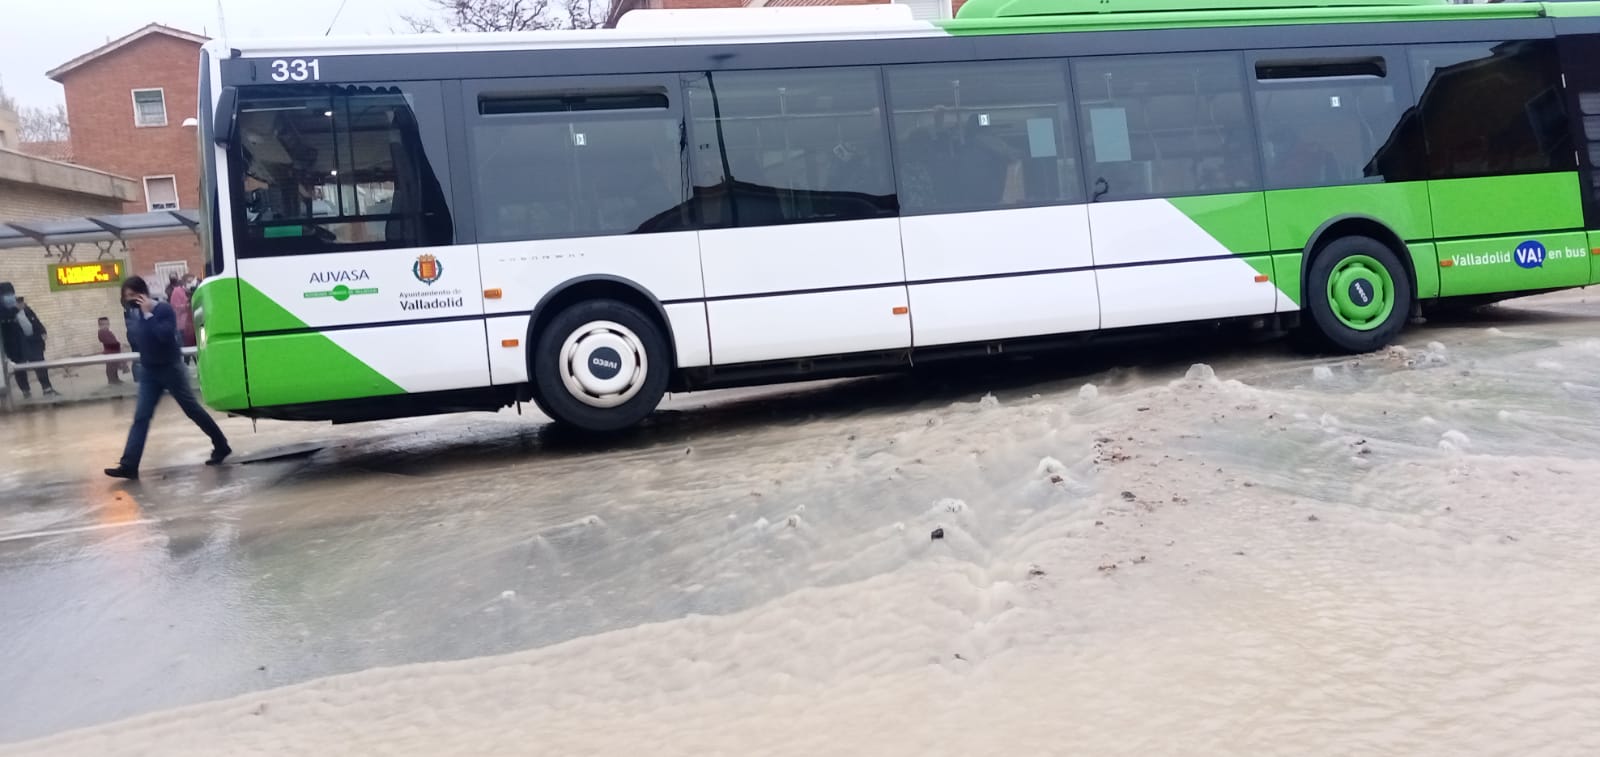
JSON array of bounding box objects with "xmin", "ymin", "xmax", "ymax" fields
[{"xmin": 4, "ymin": 293, "xmax": 1600, "ymax": 755}]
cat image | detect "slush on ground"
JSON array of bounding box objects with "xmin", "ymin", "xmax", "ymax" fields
[{"xmin": 2, "ymin": 292, "xmax": 1599, "ymax": 755}]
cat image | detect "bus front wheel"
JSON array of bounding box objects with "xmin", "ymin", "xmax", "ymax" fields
[
  {"xmin": 1303, "ymin": 235, "xmax": 1413, "ymax": 354},
  {"xmin": 531, "ymin": 299, "xmax": 670, "ymax": 433}
]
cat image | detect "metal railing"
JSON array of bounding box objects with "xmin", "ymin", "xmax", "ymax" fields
[
  {"xmin": 1, "ymin": 348, "xmax": 199, "ymax": 405},
  {"xmin": 4, "ymin": 347, "xmax": 198, "ymax": 372}
]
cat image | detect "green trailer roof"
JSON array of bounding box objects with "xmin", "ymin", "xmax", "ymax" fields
[
  {"xmin": 948, "ymin": 0, "xmax": 1589, "ymax": 31},
  {"xmin": 967, "ymin": 0, "xmax": 1448, "ymax": 14}
]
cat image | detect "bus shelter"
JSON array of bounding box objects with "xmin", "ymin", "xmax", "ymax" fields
[{"xmin": 0, "ymin": 210, "xmax": 200, "ymax": 406}]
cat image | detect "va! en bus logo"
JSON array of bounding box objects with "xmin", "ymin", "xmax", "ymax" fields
[
  {"xmin": 1514, "ymin": 240, "xmax": 1546, "ymax": 269},
  {"xmin": 413, "ymin": 254, "xmax": 443, "ymax": 285}
]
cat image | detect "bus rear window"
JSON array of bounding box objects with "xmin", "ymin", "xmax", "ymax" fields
[
  {"xmin": 230, "ymin": 83, "xmax": 455, "ymax": 258},
  {"xmin": 1257, "ymin": 57, "xmax": 1388, "ymax": 81},
  {"xmin": 479, "ymin": 90, "xmax": 669, "ymax": 115}
]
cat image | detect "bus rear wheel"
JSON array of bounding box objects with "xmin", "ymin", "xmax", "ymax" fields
[
  {"xmin": 1303, "ymin": 235, "xmax": 1412, "ymax": 354},
  {"xmin": 531, "ymin": 299, "xmax": 670, "ymax": 433}
]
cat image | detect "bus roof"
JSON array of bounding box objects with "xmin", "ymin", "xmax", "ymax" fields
[
  {"xmin": 952, "ymin": 0, "xmax": 1552, "ymax": 25},
  {"xmin": 205, "ymin": 0, "xmax": 1600, "ymax": 61},
  {"xmin": 966, "ymin": 0, "xmax": 1448, "ymax": 13},
  {"xmin": 207, "ymin": 6, "xmax": 940, "ymax": 60}
]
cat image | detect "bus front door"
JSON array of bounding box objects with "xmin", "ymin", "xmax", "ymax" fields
[{"xmin": 231, "ymin": 81, "xmax": 491, "ymax": 412}]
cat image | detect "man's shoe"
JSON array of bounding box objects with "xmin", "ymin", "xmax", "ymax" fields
[
  {"xmin": 206, "ymin": 446, "xmax": 232, "ymax": 466},
  {"xmin": 104, "ymin": 466, "xmax": 138, "ymax": 480},
  {"xmin": 42, "ymin": 388, "xmax": 59, "ymax": 397}
]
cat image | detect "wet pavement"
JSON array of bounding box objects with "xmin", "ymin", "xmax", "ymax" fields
[{"xmin": 4, "ymin": 292, "xmax": 1600, "ymax": 750}]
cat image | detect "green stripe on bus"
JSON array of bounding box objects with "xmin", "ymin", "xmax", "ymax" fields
[
  {"xmin": 1264, "ymin": 183, "xmax": 1434, "ymax": 252},
  {"xmin": 237, "ymin": 280, "xmax": 406, "ymax": 407},
  {"xmin": 1168, "ymin": 193, "xmax": 1270, "ymax": 256},
  {"xmin": 1590, "ymin": 232, "xmax": 1600, "ymax": 287},
  {"xmin": 1168, "ymin": 192, "xmax": 1275, "ymax": 282},
  {"xmin": 240, "ymin": 277, "xmax": 310, "ymax": 333},
  {"xmin": 1271, "ymin": 252, "xmax": 1303, "ymax": 307},
  {"xmin": 1408, "ymin": 242, "xmax": 1441, "ymax": 300},
  {"xmin": 1543, "ymin": 1, "xmax": 1600, "ymax": 17},
  {"xmin": 1428, "ymin": 173, "xmax": 1584, "ymax": 239},
  {"xmin": 199, "ymin": 336, "xmax": 250, "ymax": 411},
  {"xmin": 943, "ymin": 1, "xmax": 1545, "ymax": 33},
  {"xmin": 193, "ymin": 277, "xmax": 249, "ymax": 411}
]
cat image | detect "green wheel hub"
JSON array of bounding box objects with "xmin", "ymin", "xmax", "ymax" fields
[{"xmin": 1326, "ymin": 254, "xmax": 1394, "ymax": 332}]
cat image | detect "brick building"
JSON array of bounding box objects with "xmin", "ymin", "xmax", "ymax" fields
[
  {"xmin": 0, "ymin": 147, "xmax": 139, "ymax": 363},
  {"xmin": 606, "ymin": 0, "xmax": 961, "ymax": 25},
  {"xmin": 48, "ymin": 24, "xmax": 208, "ymax": 283}
]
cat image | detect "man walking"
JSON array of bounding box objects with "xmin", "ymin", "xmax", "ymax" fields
[
  {"xmin": 0, "ymin": 294, "xmax": 57, "ymax": 398},
  {"xmin": 105, "ymin": 276, "xmax": 230, "ymax": 480}
]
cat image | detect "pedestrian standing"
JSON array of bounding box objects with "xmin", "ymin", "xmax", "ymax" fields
[
  {"xmin": 104, "ymin": 276, "xmax": 230, "ymax": 480},
  {"xmin": 97, "ymin": 316, "xmax": 126, "ymax": 385},
  {"xmin": 0, "ymin": 295, "xmax": 57, "ymax": 398},
  {"xmin": 170, "ymin": 277, "xmax": 196, "ymax": 364}
]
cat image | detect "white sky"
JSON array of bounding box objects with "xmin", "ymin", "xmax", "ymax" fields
[{"xmin": 0, "ymin": 0, "xmax": 436, "ymax": 108}]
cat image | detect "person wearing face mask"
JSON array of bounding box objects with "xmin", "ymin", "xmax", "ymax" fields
[
  {"xmin": 104, "ymin": 276, "xmax": 230, "ymax": 480},
  {"xmin": 0, "ymin": 292, "xmax": 57, "ymax": 399}
]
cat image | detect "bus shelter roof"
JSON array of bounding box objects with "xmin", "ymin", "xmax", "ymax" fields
[{"xmin": 0, "ymin": 210, "xmax": 199, "ymax": 251}]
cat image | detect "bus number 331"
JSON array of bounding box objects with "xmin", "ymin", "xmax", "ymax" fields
[{"xmin": 269, "ymin": 59, "xmax": 321, "ymax": 82}]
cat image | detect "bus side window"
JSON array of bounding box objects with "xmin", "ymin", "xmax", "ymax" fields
[
  {"xmin": 1073, "ymin": 53, "xmax": 1260, "ymax": 201},
  {"xmin": 1252, "ymin": 52, "xmax": 1412, "ymax": 188},
  {"xmin": 470, "ymin": 89, "xmax": 688, "ymax": 243},
  {"xmin": 686, "ymin": 68, "xmax": 897, "ymax": 228},
  {"xmin": 1408, "ymin": 41, "xmax": 1570, "ymax": 181},
  {"xmin": 885, "ymin": 59, "xmax": 1084, "ymax": 215}
]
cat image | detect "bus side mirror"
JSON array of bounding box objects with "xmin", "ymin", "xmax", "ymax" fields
[{"xmin": 213, "ymin": 86, "xmax": 238, "ymax": 148}]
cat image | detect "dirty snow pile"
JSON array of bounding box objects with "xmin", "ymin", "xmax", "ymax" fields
[{"xmin": 9, "ymin": 324, "xmax": 1600, "ymax": 756}]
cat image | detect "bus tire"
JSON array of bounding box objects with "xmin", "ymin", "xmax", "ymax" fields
[
  {"xmin": 1303, "ymin": 235, "xmax": 1412, "ymax": 354},
  {"xmin": 531, "ymin": 299, "xmax": 670, "ymax": 433}
]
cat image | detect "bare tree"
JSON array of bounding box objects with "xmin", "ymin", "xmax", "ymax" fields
[
  {"xmin": 403, "ymin": 0, "xmax": 609, "ymax": 31},
  {"xmin": 18, "ymin": 104, "xmax": 70, "ymax": 144}
]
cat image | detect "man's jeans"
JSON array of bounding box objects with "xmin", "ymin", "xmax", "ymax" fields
[
  {"xmin": 12, "ymin": 340, "xmax": 52, "ymax": 394},
  {"xmin": 119, "ymin": 364, "xmax": 228, "ymax": 472}
]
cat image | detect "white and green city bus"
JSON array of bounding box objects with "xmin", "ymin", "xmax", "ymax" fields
[{"xmin": 192, "ymin": 0, "xmax": 1600, "ymax": 432}]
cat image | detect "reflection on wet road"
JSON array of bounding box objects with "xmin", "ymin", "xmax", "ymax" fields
[{"xmin": 4, "ymin": 292, "xmax": 1600, "ymax": 752}]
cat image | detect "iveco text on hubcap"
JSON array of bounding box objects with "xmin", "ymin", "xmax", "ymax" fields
[
  {"xmin": 1327, "ymin": 254, "xmax": 1395, "ymax": 332},
  {"xmin": 559, "ymin": 320, "xmax": 648, "ymax": 408}
]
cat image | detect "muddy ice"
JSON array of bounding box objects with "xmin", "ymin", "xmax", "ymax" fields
[{"xmin": 4, "ymin": 293, "xmax": 1600, "ymax": 755}]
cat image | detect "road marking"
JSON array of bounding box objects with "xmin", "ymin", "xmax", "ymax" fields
[{"xmin": 0, "ymin": 519, "xmax": 158, "ymax": 544}]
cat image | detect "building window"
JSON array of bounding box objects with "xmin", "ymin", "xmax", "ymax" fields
[
  {"xmin": 144, "ymin": 175, "xmax": 179, "ymax": 211},
  {"xmin": 887, "ymin": 59, "xmax": 1084, "ymax": 215},
  {"xmin": 154, "ymin": 261, "xmax": 190, "ymax": 286},
  {"xmin": 893, "ymin": 0, "xmax": 953, "ymax": 20},
  {"xmin": 1074, "ymin": 53, "xmax": 1259, "ymax": 200},
  {"xmin": 687, "ymin": 67, "xmax": 897, "ymax": 228},
  {"xmin": 132, "ymin": 88, "xmax": 167, "ymax": 127}
]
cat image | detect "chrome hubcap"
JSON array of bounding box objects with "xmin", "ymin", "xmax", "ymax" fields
[{"xmin": 559, "ymin": 320, "xmax": 647, "ymax": 408}]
